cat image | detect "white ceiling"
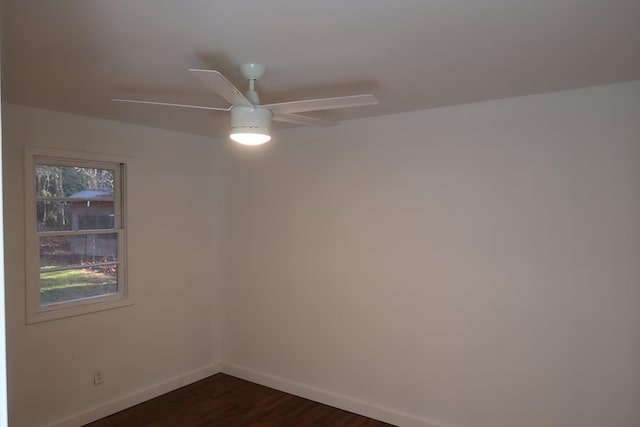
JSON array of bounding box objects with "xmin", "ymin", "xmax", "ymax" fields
[{"xmin": 2, "ymin": 0, "xmax": 639, "ymax": 137}]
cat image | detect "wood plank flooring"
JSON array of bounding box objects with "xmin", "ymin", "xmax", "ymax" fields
[{"xmin": 85, "ymin": 373, "xmax": 396, "ymax": 426}]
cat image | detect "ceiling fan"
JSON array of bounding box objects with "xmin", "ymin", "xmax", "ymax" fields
[{"xmin": 113, "ymin": 63, "xmax": 378, "ymax": 145}]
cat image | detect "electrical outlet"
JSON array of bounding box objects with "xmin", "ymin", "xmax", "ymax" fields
[{"xmin": 93, "ymin": 370, "xmax": 104, "ymax": 385}]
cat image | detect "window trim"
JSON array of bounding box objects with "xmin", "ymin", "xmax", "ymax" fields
[{"xmin": 24, "ymin": 147, "xmax": 132, "ymax": 324}]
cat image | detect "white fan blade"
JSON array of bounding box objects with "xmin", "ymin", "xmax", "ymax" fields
[
  {"xmin": 189, "ymin": 69, "xmax": 253, "ymax": 107},
  {"xmin": 113, "ymin": 99, "xmax": 231, "ymax": 111},
  {"xmin": 273, "ymin": 113, "xmax": 334, "ymax": 127},
  {"xmin": 263, "ymin": 94, "xmax": 378, "ymax": 115}
]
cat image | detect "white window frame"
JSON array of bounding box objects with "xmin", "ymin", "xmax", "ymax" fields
[{"xmin": 25, "ymin": 147, "xmax": 131, "ymax": 324}]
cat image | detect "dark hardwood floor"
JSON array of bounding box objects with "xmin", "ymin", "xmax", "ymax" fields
[{"xmin": 85, "ymin": 373, "xmax": 396, "ymax": 426}]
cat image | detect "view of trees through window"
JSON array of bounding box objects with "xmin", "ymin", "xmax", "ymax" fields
[
  {"xmin": 36, "ymin": 164, "xmax": 120, "ymax": 306},
  {"xmin": 36, "ymin": 164, "xmax": 114, "ymax": 231}
]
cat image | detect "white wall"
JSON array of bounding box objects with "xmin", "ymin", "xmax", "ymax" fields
[
  {"xmin": 2, "ymin": 82, "xmax": 639, "ymax": 427},
  {"xmin": 2, "ymin": 105, "xmax": 223, "ymax": 426},
  {"xmin": 221, "ymin": 82, "xmax": 640, "ymax": 427}
]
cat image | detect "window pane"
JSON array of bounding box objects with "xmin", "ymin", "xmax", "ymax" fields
[
  {"xmin": 40, "ymin": 265, "xmax": 118, "ymax": 306},
  {"xmin": 36, "ymin": 165, "xmax": 114, "ymax": 198},
  {"xmin": 78, "ymin": 213, "xmax": 115, "ymax": 230},
  {"xmin": 40, "ymin": 234, "xmax": 118, "ymax": 269},
  {"xmin": 37, "ymin": 201, "xmax": 115, "ymax": 232},
  {"xmin": 36, "ymin": 164, "xmax": 115, "ymax": 231},
  {"xmin": 36, "ymin": 200, "xmax": 73, "ymax": 232}
]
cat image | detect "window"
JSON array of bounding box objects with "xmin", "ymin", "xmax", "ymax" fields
[{"xmin": 25, "ymin": 148, "xmax": 130, "ymax": 323}]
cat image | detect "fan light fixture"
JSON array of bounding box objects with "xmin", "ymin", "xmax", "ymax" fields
[
  {"xmin": 229, "ymin": 106, "xmax": 272, "ymax": 145},
  {"xmin": 113, "ymin": 63, "xmax": 379, "ymax": 146}
]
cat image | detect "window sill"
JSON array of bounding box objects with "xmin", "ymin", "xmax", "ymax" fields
[{"xmin": 27, "ymin": 295, "xmax": 134, "ymax": 324}]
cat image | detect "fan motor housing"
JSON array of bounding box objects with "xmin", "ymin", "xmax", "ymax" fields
[{"xmin": 230, "ymin": 106, "xmax": 272, "ymax": 131}]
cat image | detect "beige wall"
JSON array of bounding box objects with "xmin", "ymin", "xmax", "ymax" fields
[
  {"xmin": 2, "ymin": 105, "xmax": 223, "ymax": 426},
  {"xmin": 221, "ymin": 82, "xmax": 640, "ymax": 427}
]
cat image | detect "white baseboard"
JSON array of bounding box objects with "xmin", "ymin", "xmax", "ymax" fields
[
  {"xmin": 43, "ymin": 362, "xmax": 221, "ymax": 427},
  {"xmin": 220, "ymin": 362, "xmax": 449, "ymax": 427}
]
